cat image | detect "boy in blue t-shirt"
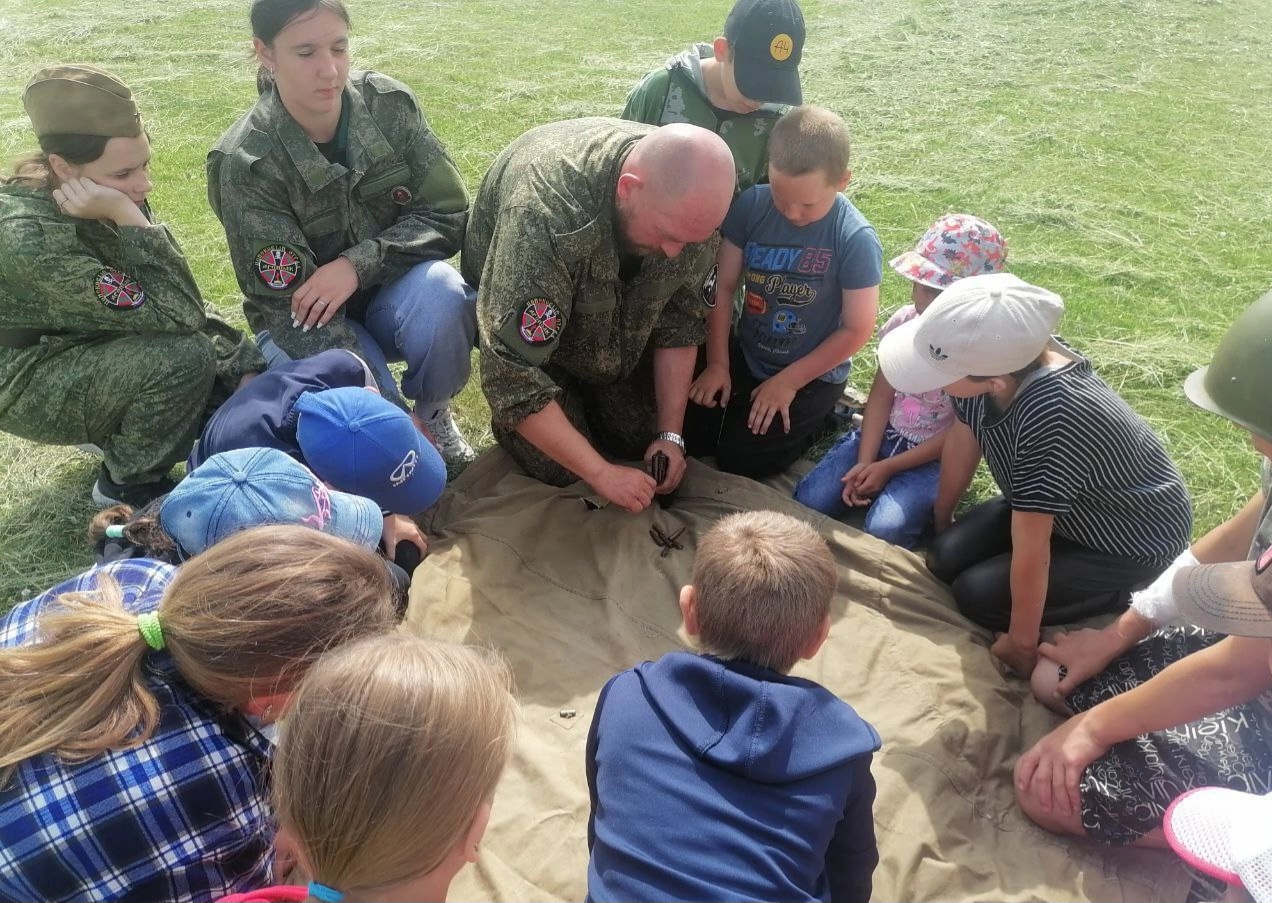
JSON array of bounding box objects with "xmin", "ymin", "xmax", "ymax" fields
[{"xmin": 687, "ymin": 105, "xmax": 881, "ymax": 478}]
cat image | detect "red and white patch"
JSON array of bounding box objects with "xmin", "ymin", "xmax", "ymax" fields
[
  {"xmin": 94, "ymin": 268, "xmax": 146, "ymax": 310},
  {"xmin": 519, "ymin": 299, "xmax": 561, "ymax": 345},
  {"xmin": 254, "ymin": 245, "xmax": 302, "ymax": 290},
  {"xmin": 390, "ymin": 185, "xmax": 413, "ymax": 205}
]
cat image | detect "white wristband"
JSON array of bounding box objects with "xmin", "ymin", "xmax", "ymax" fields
[{"xmin": 1129, "ymin": 547, "xmax": 1200, "ymax": 626}]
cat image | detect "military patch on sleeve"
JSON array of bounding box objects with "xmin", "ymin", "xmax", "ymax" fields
[
  {"xmin": 519, "ymin": 299, "xmax": 562, "ymax": 345},
  {"xmin": 254, "ymin": 245, "xmax": 302, "ymax": 290},
  {"xmin": 94, "ymin": 268, "xmax": 146, "ymax": 310},
  {"xmin": 701, "ymin": 263, "xmax": 718, "ymax": 308}
]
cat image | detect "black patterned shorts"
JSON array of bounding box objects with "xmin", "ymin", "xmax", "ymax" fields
[{"xmin": 1066, "ymin": 626, "xmax": 1272, "ymax": 845}]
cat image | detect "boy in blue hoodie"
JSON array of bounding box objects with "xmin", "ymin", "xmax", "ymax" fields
[{"xmin": 585, "ymin": 510, "xmax": 880, "ymax": 903}]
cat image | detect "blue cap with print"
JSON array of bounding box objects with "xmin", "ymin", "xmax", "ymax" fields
[
  {"xmin": 293, "ymin": 387, "xmax": 445, "ymax": 514},
  {"xmin": 160, "ymin": 447, "xmax": 383, "ymax": 558}
]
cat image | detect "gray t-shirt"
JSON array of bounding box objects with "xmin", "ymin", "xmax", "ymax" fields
[{"xmin": 722, "ymin": 187, "xmax": 881, "ymax": 384}]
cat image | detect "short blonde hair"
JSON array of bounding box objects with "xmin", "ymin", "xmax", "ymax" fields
[
  {"xmin": 768, "ymin": 105, "xmax": 852, "ymax": 182},
  {"xmin": 274, "ymin": 634, "xmax": 518, "ymax": 894},
  {"xmin": 692, "ymin": 511, "xmax": 836, "ymax": 673}
]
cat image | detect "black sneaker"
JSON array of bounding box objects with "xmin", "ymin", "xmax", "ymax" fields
[{"xmin": 91, "ymin": 465, "xmax": 176, "ymax": 509}]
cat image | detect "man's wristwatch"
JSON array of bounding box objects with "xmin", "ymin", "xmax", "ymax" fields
[{"xmin": 656, "ymin": 431, "xmax": 686, "ymax": 453}]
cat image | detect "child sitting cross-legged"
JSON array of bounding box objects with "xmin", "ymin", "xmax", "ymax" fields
[
  {"xmin": 586, "ymin": 510, "xmax": 880, "ymax": 903},
  {"xmin": 795, "ymin": 214, "xmax": 1006, "ymax": 548}
]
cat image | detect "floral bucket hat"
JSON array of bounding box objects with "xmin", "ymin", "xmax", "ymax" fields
[{"xmin": 890, "ymin": 213, "xmax": 1007, "ymax": 290}]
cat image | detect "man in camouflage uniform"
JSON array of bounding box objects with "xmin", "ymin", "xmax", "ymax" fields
[
  {"xmin": 621, "ymin": 0, "xmax": 805, "ymax": 196},
  {"xmin": 207, "ymin": 69, "xmax": 478, "ymax": 465},
  {"xmin": 0, "ymin": 65, "xmax": 263, "ymax": 506},
  {"xmin": 463, "ymin": 119, "xmax": 735, "ymax": 513}
]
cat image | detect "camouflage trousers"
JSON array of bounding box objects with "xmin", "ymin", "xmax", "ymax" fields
[
  {"xmin": 0, "ymin": 333, "xmax": 223, "ymax": 484},
  {"xmin": 494, "ymin": 351, "xmax": 658, "ymax": 487}
]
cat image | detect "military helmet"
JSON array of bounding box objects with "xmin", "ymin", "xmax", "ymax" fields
[{"xmin": 1185, "ymin": 288, "xmax": 1272, "ymax": 441}]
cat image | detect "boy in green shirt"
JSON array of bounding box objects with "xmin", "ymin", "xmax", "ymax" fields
[{"xmin": 621, "ymin": 0, "xmax": 805, "ymax": 195}]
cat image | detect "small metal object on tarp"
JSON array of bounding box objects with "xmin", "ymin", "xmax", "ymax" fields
[
  {"xmin": 648, "ymin": 451, "xmax": 669, "ymax": 485},
  {"xmin": 649, "ymin": 524, "xmax": 685, "ymax": 557}
]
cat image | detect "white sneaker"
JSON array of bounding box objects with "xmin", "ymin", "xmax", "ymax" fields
[{"xmin": 420, "ymin": 406, "xmax": 476, "ymax": 468}]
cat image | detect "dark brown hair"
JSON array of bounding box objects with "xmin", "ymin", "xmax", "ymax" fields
[{"xmin": 250, "ymin": 0, "xmax": 351, "ymax": 94}]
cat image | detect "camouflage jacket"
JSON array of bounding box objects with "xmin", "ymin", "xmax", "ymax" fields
[
  {"xmin": 207, "ymin": 70, "xmax": 468, "ymax": 366},
  {"xmin": 621, "ymin": 44, "xmax": 786, "ymax": 196},
  {"xmin": 462, "ymin": 118, "xmax": 716, "ymax": 429},
  {"xmin": 0, "ymin": 183, "xmax": 263, "ymax": 415}
]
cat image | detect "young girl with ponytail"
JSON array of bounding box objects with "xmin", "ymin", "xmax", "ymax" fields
[{"xmin": 0, "ymin": 526, "xmax": 397, "ymax": 902}]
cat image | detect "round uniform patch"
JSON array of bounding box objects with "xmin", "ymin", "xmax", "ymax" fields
[
  {"xmin": 390, "ymin": 185, "xmax": 413, "ymax": 205},
  {"xmin": 702, "ymin": 264, "xmax": 718, "ymax": 308},
  {"xmin": 254, "ymin": 245, "xmax": 302, "ymax": 290},
  {"xmin": 94, "ymin": 268, "xmax": 146, "ymax": 310},
  {"xmin": 770, "ymin": 33, "xmax": 794, "ymax": 61},
  {"xmin": 519, "ymin": 299, "xmax": 562, "ymax": 345}
]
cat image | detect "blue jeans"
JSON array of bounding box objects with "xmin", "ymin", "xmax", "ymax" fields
[
  {"xmin": 793, "ymin": 426, "xmax": 940, "ymax": 549},
  {"xmin": 256, "ymin": 259, "xmax": 477, "ymax": 410}
]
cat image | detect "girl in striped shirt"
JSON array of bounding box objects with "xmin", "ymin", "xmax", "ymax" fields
[{"xmin": 877, "ymin": 273, "xmax": 1191, "ymax": 676}]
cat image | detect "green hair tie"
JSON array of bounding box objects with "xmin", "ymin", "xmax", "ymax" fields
[{"xmin": 136, "ymin": 611, "xmax": 165, "ymax": 651}]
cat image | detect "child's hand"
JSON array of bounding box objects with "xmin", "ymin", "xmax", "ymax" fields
[
  {"xmin": 847, "ymin": 460, "xmax": 893, "ymax": 502},
  {"xmin": 840, "ymin": 464, "xmax": 871, "ymax": 507},
  {"xmin": 748, "ymin": 375, "xmax": 797, "ymax": 435},
  {"xmin": 689, "ymin": 364, "xmax": 731, "ymax": 408},
  {"xmin": 991, "ymin": 632, "xmax": 1039, "ymax": 677},
  {"xmin": 382, "ymin": 513, "xmax": 428, "ymax": 558}
]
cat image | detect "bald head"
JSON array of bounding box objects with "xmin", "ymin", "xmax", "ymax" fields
[{"xmin": 616, "ymin": 124, "xmax": 736, "ymax": 258}]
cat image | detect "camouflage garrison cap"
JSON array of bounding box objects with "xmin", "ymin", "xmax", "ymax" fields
[{"xmin": 22, "ymin": 64, "xmax": 142, "ymax": 139}]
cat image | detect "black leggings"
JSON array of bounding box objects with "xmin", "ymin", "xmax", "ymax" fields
[{"xmin": 926, "ymin": 497, "xmax": 1166, "ymax": 632}]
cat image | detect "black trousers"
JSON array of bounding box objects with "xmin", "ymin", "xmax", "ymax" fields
[
  {"xmin": 686, "ymin": 339, "xmax": 844, "ymax": 479},
  {"xmin": 926, "ymin": 496, "xmax": 1166, "ymax": 632}
]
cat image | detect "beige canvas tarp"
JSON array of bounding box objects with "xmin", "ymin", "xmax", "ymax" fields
[{"xmin": 407, "ymin": 449, "xmax": 1188, "ymax": 902}]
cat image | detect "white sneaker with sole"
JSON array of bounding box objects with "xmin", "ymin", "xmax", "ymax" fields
[{"xmin": 420, "ymin": 406, "xmax": 476, "ymax": 468}]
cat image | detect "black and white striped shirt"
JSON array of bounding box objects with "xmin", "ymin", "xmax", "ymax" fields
[{"xmin": 955, "ymin": 352, "xmax": 1192, "ymax": 566}]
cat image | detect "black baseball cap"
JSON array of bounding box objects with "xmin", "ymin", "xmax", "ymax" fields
[{"xmin": 723, "ymin": 0, "xmax": 805, "ymax": 106}]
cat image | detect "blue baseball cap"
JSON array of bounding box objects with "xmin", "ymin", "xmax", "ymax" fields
[
  {"xmin": 160, "ymin": 447, "xmax": 383, "ymax": 558},
  {"xmin": 293, "ymin": 387, "xmax": 446, "ymax": 514}
]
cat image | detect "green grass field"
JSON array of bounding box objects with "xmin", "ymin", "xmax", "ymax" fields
[{"xmin": 1, "ymin": 0, "xmax": 1270, "ymax": 605}]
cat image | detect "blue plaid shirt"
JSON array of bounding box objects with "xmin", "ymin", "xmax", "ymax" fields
[{"xmin": 0, "ymin": 559, "xmax": 274, "ymax": 902}]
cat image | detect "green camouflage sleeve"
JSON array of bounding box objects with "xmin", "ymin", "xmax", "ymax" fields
[
  {"xmin": 476, "ymin": 206, "xmax": 575, "ymax": 428},
  {"xmin": 201, "ymin": 306, "xmax": 266, "ymax": 383},
  {"xmin": 206, "ymin": 148, "xmax": 367, "ymax": 364},
  {"xmin": 621, "ymin": 68, "xmax": 670, "ymax": 124},
  {"xmin": 0, "ymin": 215, "xmax": 208, "ymax": 334},
  {"xmin": 649, "ymin": 236, "xmax": 716, "ymax": 349},
  {"xmin": 340, "ymin": 90, "xmax": 469, "ymax": 288}
]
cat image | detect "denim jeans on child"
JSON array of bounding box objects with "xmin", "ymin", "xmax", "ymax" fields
[
  {"xmin": 255, "ymin": 259, "xmax": 477, "ymax": 411},
  {"xmin": 794, "ymin": 425, "xmax": 939, "ymax": 549}
]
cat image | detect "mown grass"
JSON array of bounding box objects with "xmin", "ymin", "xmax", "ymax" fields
[{"xmin": 1, "ymin": 0, "xmax": 1270, "ymax": 605}]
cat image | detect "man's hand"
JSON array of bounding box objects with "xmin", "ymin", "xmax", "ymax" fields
[
  {"xmin": 688, "ymin": 363, "xmax": 731, "ymax": 409},
  {"xmin": 748, "ymin": 374, "xmax": 798, "ymax": 435},
  {"xmin": 381, "ymin": 513, "xmax": 428, "ymax": 557},
  {"xmin": 643, "ymin": 439, "xmax": 686, "ymax": 494},
  {"xmin": 1039, "ymin": 627, "xmax": 1130, "ymax": 698},
  {"xmin": 1015, "ymin": 714, "xmax": 1108, "ymax": 818},
  {"xmin": 992, "ymin": 632, "xmax": 1040, "ymax": 677},
  {"xmin": 292, "ymin": 257, "xmax": 359, "ymax": 331},
  {"xmin": 52, "ymin": 177, "xmax": 148, "ymax": 227},
  {"xmin": 588, "ymin": 463, "xmax": 656, "ymax": 513}
]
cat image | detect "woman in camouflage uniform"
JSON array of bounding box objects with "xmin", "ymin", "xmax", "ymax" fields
[
  {"xmin": 207, "ymin": 0, "xmax": 478, "ymax": 467},
  {"xmin": 0, "ymin": 65, "xmax": 263, "ymax": 507}
]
